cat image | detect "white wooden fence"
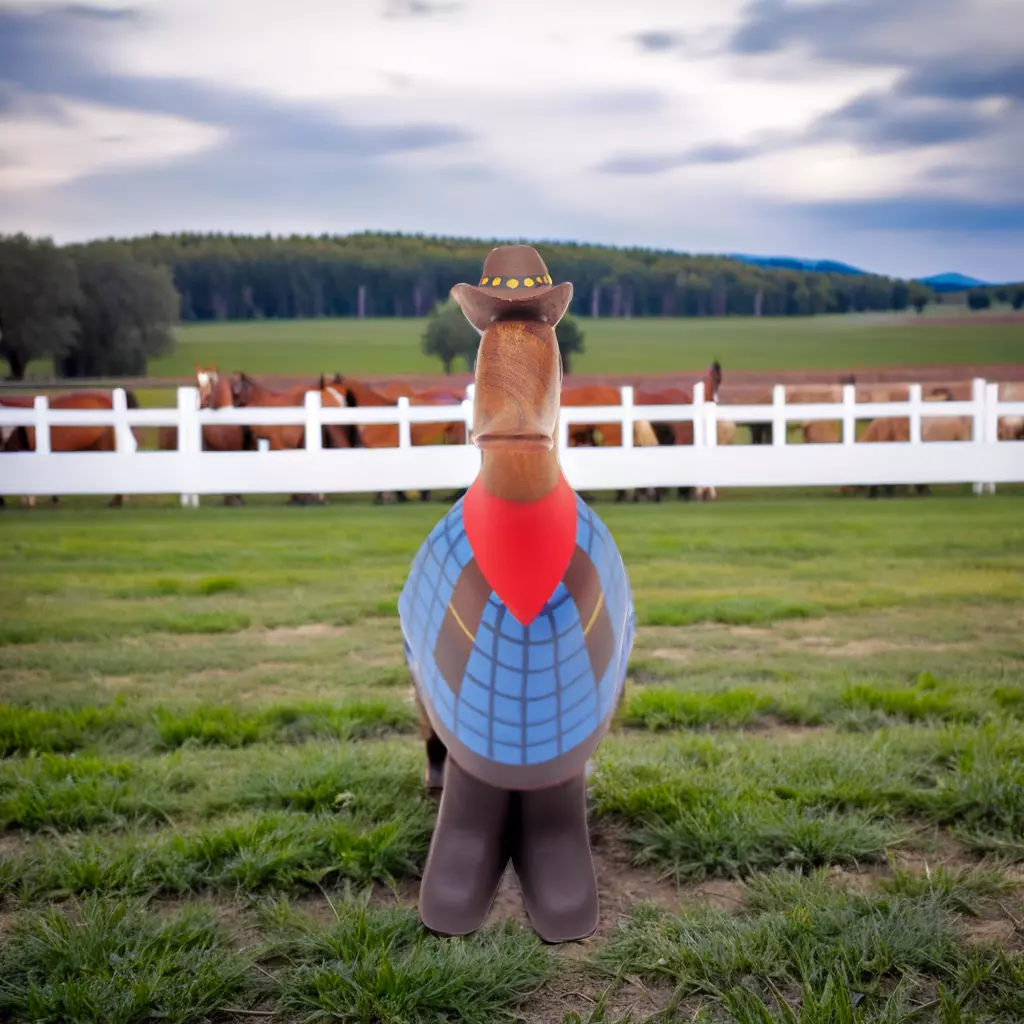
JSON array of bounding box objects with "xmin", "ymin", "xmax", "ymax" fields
[{"xmin": 1, "ymin": 380, "xmax": 1022, "ymax": 505}]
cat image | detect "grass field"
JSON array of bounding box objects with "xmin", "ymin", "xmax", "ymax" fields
[
  {"xmin": 144, "ymin": 310, "xmax": 1024, "ymax": 379},
  {"xmin": 1, "ymin": 491, "xmax": 1022, "ymax": 1022}
]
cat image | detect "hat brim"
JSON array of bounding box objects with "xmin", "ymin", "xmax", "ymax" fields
[{"xmin": 451, "ymin": 282, "xmax": 573, "ymax": 333}]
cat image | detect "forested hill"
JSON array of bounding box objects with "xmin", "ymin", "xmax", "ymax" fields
[{"xmin": 71, "ymin": 232, "xmax": 933, "ymax": 322}]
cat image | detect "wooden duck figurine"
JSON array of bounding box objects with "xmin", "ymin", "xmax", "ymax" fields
[{"xmin": 398, "ymin": 245, "xmax": 635, "ymax": 943}]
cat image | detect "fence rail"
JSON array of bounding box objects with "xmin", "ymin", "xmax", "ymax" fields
[{"xmin": 2, "ymin": 381, "xmax": 1022, "ymax": 505}]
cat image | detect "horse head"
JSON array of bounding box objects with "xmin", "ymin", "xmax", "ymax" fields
[
  {"xmin": 708, "ymin": 360, "xmax": 723, "ymax": 402},
  {"xmin": 231, "ymin": 373, "xmax": 253, "ymax": 406},
  {"xmin": 195, "ymin": 364, "xmax": 221, "ymax": 407}
]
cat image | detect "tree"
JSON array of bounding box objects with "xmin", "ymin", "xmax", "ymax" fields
[
  {"xmin": 421, "ymin": 298, "xmax": 480, "ymax": 374},
  {"xmin": 908, "ymin": 282, "xmax": 930, "ymax": 314},
  {"xmin": 967, "ymin": 290, "xmax": 991, "ymax": 311},
  {"xmin": 1013, "ymin": 290, "xmax": 1024, "ymax": 311},
  {"xmin": 556, "ymin": 313, "xmax": 585, "ymax": 373},
  {"xmin": 60, "ymin": 247, "xmax": 180, "ymax": 377},
  {"xmin": 0, "ymin": 234, "xmax": 81, "ymax": 379}
]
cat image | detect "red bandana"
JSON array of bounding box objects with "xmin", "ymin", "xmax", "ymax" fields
[{"xmin": 462, "ymin": 473, "xmax": 578, "ymax": 627}]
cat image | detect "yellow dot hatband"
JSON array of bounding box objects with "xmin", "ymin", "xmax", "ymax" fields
[{"xmin": 478, "ymin": 274, "xmax": 552, "ymax": 288}]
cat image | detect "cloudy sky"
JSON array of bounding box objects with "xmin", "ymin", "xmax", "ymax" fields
[{"xmin": 1, "ymin": 0, "xmax": 1022, "ymax": 281}]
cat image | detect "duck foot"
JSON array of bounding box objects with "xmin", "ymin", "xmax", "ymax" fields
[
  {"xmin": 418, "ymin": 758, "xmax": 598, "ymax": 944},
  {"xmin": 511, "ymin": 772, "xmax": 598, "ymax": 943},
  {"xmin": 418, "ymin": 758, "xmax": 510, "ymax": 937}
]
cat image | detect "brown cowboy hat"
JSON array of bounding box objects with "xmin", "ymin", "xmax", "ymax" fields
[{"xmin": 451, "ymin": 245, "xmax": 573, "ymax": 332}]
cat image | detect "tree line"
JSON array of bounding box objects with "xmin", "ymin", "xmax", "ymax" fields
[
  {"xmin": 3, "ymin": 230, "xmax": 1020, "ymax": 381},
  {"xmin": 110, "ymin": 232, "xmax": 938, "ymax": 323},
  {"xmin": 0, "ymin": 235, "xmax": 179, "ymax": 380}
]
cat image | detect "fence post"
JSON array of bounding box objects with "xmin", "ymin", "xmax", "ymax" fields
[
  {"xmin": 397, "ymin": 396, "xmax": 411, "ymax": 448},
  {"xmin": 908, "ymin": 383, "xmax": 922, "ymax": 446},
  {"xmin": 692, "ymin": 381, "xmax": 705, "ymax": 447},
  {"xmin": 304, "ymin": 390, "xmax": 322, "ymax": 452},
  {"xmin": 842, "ymin": 383, "xmax": 855, "ymax": 445},
  {"xmin": 772, "ymin": 385, "xmax": 786, "ymax": 446},
  {"xmin": 971, "ymin": 378, "xmax": 985, "ymax": 495},
  {"xmin": 177, "ymin": 386, "xmax": 200, "ymax": 508},
  {"xmin": 112, "ymin": 388, "xmax": 136, "ymax": 453},
  {"xmin": 706, "ymin": 387, "xmax": 718, "ymax": 449},
  {"xmin": 984, "ymin": 381, "xmax": 999, "ymax": 495},
  {"xmin": 33, "ymin": 395, "xmax": 51, "ymax": 455},
  {"xmin": 621, "ymin": 386, "xmax": 634, "ymax": 449}
]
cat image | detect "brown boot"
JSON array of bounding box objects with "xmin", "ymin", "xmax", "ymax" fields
[
  {"xmin": 510, "ymin": 771, "xmax": 598, "ymax": 943},
  {"xmin": 418, "ymin": 757, "xmax": 511, "ymax": 936}
]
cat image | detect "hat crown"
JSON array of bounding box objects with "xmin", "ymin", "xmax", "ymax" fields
[{"xmin": 480, "ymin": 245, "xmax": 550, "ymax": 282}]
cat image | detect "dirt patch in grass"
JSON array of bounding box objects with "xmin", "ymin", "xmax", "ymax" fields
[
  {"xmin": 261, "ymin": 624, "xmax": 351, "ymax": 644},
  {"xmin": 897, "ymin": 828, "xmax": 980, "ymax": 869},
  {"xmin": 743, "ymin": 716, "xmax": 835, "ymax": 741},
  {"xmin": 781, "ymin": 635, "xmax": 973, "ymax": 657},
  {"xmin": 149, "ymin": 895, "xmax": 264, "ymax": 952},
  {"xmin": 524, "ymin": 966, "xmax": 677, "ymax": 1024},
  {"xmin": 647, "ymin": 647, "xmax": 695, "ymax": 664},
  {"xmin": 963, "ymin": 917, "xmax": 1018, "ymax": 946}
]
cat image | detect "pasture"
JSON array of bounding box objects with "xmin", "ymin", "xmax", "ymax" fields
[
  {"xmin": 149, "ymin": 310, "xmax": 1024, "ymax": 379},
  {"xmin": 1, "ymin": 491, "xmax": 1022, "ymax": 1022}
]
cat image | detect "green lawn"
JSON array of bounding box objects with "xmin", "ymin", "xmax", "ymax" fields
[
  {"xmin": 146, "ymin": 311, "xmax": 1024, "ymax": 380},
  {"xmin": 1, "ymin": 493, "xmax": 1022, "ymax": 1022}
]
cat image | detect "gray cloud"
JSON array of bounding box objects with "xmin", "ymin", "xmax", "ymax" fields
[
  {"xmin": 728, "ymin": 0, "xmax": 948, "ymax": 65},
  {"xmin": 809, "ymin": 91, "xmax": 1000, "ymax": 151},
  {"xmin": 897, "ymin": 59, "xmax": 1024, "ymax": 103},
  {"xmin": 595, "ymin": 139, "xmax": 781, "ymax": 175},
  {"xmin": 795, "ymin": 196, "xmax": 1024, "ymax": 234},
  {"xmin": 0, "ymin": 3, "xmax": 473, "ymax": 158},
  {"xmin": 381, "ymin": 0, "xmax": 462, "ymax": 18},
  {"xmin": 633, "ymin": 30, "xmax": 684, "ymax": 53}
]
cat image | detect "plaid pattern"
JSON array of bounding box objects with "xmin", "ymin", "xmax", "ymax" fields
[{"xmin": 399, "ymin": 493, "xmax": 635, "ymax": 768}]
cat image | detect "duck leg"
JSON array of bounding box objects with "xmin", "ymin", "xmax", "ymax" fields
[
  {"xmin": 418, "ymin": 757, "xmax": 511, "ymax": 937},
  {"xmin": 510, "ymin": 771, "xmax": 598, "ymax": 943}
]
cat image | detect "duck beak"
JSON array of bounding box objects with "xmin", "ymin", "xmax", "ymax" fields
[{"xmin": 473, "ymin": 321, "xmax": 560, "ymax": 453}]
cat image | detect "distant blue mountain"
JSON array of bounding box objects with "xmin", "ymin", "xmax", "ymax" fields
[
  {"xmin": 729, "ymin": 253, "xmax": 867, "ymax": 276},
  {"xmin": 729, "ymin": 254, "xmax": 999, "ymax": 291},
  {"xmin": 916, "ymin": 272, "xmax": 992, "ymax": 293}
]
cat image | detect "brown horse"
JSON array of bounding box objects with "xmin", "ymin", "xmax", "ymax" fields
[
  {"xmin": 858, "ymin": 389, "xmax": 972, "ymax": 497},
  {"xmin": 559, "ymin": 383, "xmax": 623, "ymax": 448},
  {"xmin": 158, "ymin": 365, "xmax": 254, "ymax": 506},
  {"xmin": 231, "ymin": 372, "xmax": 323, "ymax": 505},
  {"xmin": 1, "ymin": 390, "xmax": 142, "ymax": 508},
  {"xmin": 635, "ymin": 360, "xmax": 726, "ymax": 501},
  {"xmin": 999, "ymin": 381, "xmax": 1024, "ymax": 440},
  {"xmin": 332, "ymin": 374, "xmax": 467, "ymax": 504}
]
